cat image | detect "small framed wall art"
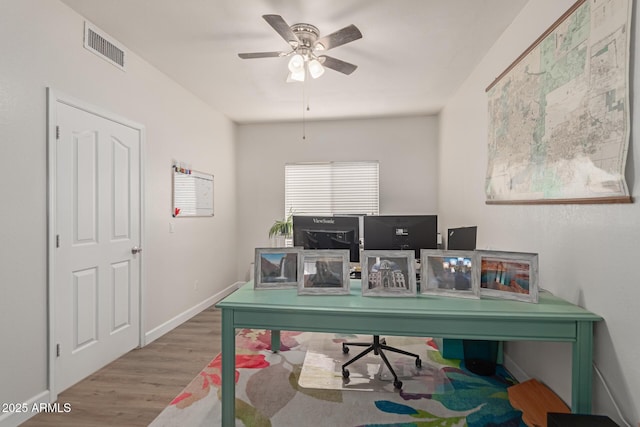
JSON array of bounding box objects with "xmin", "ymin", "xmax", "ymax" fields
[
  {"xmin": 298, "ymin": 250, "xmax": 350, "ymax": 295},
  {"xmin": 474, "ymin": 250, "xmax": 539, "ymax": 303},
  {"xmin": 361, "ymin": 250, "xmax": 417, "ymax": 297},
  {"xmin": 420, "ymin": 250, "xmax": 479, "ymax": 299},
  {"xmin": 254, "ymin": 247, "xmax": 301, "ymax": 289}
]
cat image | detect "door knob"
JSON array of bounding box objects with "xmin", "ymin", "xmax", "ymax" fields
[{"xmin": 131, "ymin": 246, "xmax": 142, "ymax": 254}]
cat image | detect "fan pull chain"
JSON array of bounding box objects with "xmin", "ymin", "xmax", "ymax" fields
[
  {"xmin": 304, "ymin": 100, "xmax": 311, "ymax": 140},
  {"xmin": 302, "ymin": 80, "xmax": 307, "ymax": 140}
]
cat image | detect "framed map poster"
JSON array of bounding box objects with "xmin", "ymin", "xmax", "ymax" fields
[{"xmin": 485, "ymin": 0, "xmax": 633, "ymax": 204}]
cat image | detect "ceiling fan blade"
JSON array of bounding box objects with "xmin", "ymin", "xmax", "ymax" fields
[
  {"xmin": 318, "ymin": 55, "xmax": 358, "ymax": 75},
  {"xmin": 314, "ymin": 24, "xmax": 362, "ymax": 51},
  {"xmin": 262, "ymin": 14, "xmax": 300, "ymax": 47},
  {"xmin": 238, "ymin": 51, "xmax": 286, "ymax": 59}
]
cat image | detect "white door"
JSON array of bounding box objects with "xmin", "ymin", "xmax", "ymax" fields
[{"xmin": 53, "ymin": 99, "xmax": 142, "ymax": 393}]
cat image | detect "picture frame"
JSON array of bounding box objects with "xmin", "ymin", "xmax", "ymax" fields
[
  {"xmin": 420, "ymin": 250, "xmax": 479, "ymax": 299},
  {"xmin": 298, "ymin": 250, "xmax": 350, "ymax": 295},
  {"xmin": 254, "ymin": 247, "xmax": 301, "ymax": 289},
  {"xmin": 361, "ymin": 250, "xmax": 417, "ymax": 297},
  {"xmin": 474, "ymin": 250, "xmax": 539, "ymax": 303}
]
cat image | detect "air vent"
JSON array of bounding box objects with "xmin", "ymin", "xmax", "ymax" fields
[{"xmin": 83, "ymin": 22, "xmax": 126, "ymax": 71}]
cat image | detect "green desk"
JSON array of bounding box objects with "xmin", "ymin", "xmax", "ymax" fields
[{"xmin": 216, "ymin": 280, "xmax": 602, "ymax": 426}]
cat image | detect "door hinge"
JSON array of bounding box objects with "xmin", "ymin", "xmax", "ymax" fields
[
  {"xmin": 56, "ymin": 344, "xmax": 60, "ymax": 357},
  {"xmin": 56, "ymin": 234, "xmax": 60, "ymax": 248},
  {"xmin": 56, "ymin": 125, "xmax": 60, "ymax": 140}
]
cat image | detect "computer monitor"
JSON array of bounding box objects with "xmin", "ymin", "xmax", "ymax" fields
[
  {"xmin": 292, "ymin": 215, "xmax": 360, "ymax": 262},
  {"xmin": 363, "ymin": 215, "xmax": 438, "ymax": 258},
  {"xmin": 447, "ymin": 226, "xmax": 477, "ymax": 250}
]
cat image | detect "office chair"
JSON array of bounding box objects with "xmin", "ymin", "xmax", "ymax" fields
[{"xmin": 341, "ymin": 335, "xmax": 422, "ymax": 389}]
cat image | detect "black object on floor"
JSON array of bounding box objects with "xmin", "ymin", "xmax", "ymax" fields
[
  {"xmin": 547, "ymin": 412, "xmax": 619, "ymax": 426},
  {"xmin": 463, "ymin": 339, "xmax": 498, "ymax": 376}
]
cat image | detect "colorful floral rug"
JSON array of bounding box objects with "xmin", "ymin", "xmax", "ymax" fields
[{"xmin": 150, "ymin": 329, "xmax": 525, "ymax": 427}]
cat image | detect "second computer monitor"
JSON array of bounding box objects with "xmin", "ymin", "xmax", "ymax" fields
[{"xmin": 363, "ymin": 215, "xmax": 438, "ymax": 259}]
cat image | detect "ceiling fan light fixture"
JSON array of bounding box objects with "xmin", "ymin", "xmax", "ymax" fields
[
  {"xmin": 308, "ymin": 58, "xmax": 325, "ymax": 79},
  {"xmin": 288, "ymin": 54, "xmax": 305, "ymax": 73},
  {"xmin": 239, "ymin": 15, "xmax": 362, "ymax": 83},
  {"xmin": 288, "ymin": 68, "xmax": 306, "ymax": 82}
]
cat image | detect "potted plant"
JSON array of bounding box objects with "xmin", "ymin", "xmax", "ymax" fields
[{"xmin": 268, "ymin": 211, "xmax": 293, "ymax": 247}]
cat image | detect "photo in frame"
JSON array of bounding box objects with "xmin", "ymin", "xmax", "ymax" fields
[
  {"xmin": 420, "ymin": 250, "xmax": 479, "ymax": 299},
  {"xmin": 298, "ymin": 250, "xmax": 350, "ymax": 295},
  {"xmin": 254, "ymin": 247, "xmax": 301, "ymax": 289},
  {"xmin": 361, "ymin": 250, "xmax": 417, "ymax": 297},
  {"xmin": 474, "ymin": 250, "xmax": 539, "ymax": 303}
]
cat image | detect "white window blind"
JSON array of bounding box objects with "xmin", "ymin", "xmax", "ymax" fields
[{"xmin": 285, "ymin": 161, "xmax": 379, "ymax": 217}]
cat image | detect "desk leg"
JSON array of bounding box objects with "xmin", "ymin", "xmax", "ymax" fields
[
  {"xmin": 271, "ymin": 330, "xmax": 281, "ymax": 353},
  {"xmin": 221, "ymin": 308, "xmax": 235, "ymax": 427},
  {"xmin": 572, "ymin": 321, "xmax": 594, "ymax": 413}
]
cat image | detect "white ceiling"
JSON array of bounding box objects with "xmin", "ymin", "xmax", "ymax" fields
[{"xmin": 60, "ymin": 0, "xmax": 528, "ymax": 124}]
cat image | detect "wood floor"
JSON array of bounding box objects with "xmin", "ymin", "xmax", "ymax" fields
[{"xmin": 23, "ymin": 306, "xmax": 221, "ymax": 427}]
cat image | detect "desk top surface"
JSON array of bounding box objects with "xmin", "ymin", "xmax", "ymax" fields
[{"xmin": 217, "ymin": 280, "xmax": 602, "ymax": 322}]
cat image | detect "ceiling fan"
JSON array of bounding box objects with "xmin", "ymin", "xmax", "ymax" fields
[{"xmin": 238, "ymin": 14, "xmax": 362, "ymax": 82}]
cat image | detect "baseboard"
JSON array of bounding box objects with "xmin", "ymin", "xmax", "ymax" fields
[
  {"xmin": 503, "ymin": 351, "xmax": 530, "ymax": 383},
  {"xmin": 0, "ymin": 282, "xmax": 244, "ymax": 427},
  {"xmin": 144, "ymin": 281, "xmax": 242, "ymax": 345},
  {"xmin": 0, "ymin": 390, "xmax": 50, "ymax": 427}
]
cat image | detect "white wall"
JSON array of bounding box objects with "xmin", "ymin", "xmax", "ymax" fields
[
  {"xmin": 439, "ymin": 0, "xmax": 639, "ymax": 423},
  {"xmin": 0, "ymin": 0, "xmax": 237, "ymax": 419},
  {"xmin": 235, "ymin": 116, "xmax": 439, "ymax": 280}
]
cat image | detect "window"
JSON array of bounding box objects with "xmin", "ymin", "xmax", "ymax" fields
[{"xmin": 285, "ymin": 161, "xmax": 379, "ymax": 217}]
